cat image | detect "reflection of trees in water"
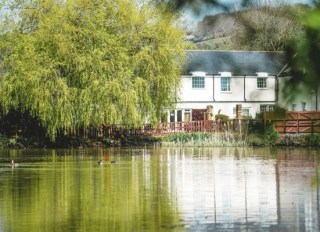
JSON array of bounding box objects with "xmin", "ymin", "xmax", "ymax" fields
[
  {"xmin": 0, "ymin": 148, "xmax": 180, "ymax": 232},
  {"xmin": 0, "ymin": 147, "xmax": 319, "ymax": 231}
]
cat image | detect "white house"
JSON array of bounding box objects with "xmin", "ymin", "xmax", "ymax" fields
[{"xmin": 167, "ymin": 50, "xmax": 319, "ymax": 123}]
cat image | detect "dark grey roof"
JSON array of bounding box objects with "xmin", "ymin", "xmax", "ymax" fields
[{"xmin": 183, "ymin": 50, "xmax": 287, "ymax": 76}]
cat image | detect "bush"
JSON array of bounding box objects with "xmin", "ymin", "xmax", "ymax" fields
[
  {"xmin": 0, "ymin": 133, "xmax": 8, "ymax": 147},
  {"xmin": 264, "ymin": 123, "xmax": 280, "ymax": 145},
  {"xmin": 215, "ymin": 114, "xmax": 229, "ymax": 122}
]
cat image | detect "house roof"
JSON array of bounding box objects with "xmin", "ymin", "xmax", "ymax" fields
[{"xmin": 183, "ymin": 50, "xmax": 287, "ymax": 76}]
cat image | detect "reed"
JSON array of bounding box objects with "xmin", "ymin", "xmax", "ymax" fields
[{"xmin": 159, "ymin": 131, "xmax": 248, "ymax": 147}]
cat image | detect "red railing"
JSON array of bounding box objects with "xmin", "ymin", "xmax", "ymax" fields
[
  {"xmin": 99, "ymin": 120, "xmax": 222, "ymax": 137},
  {"xmin": 78, "ymin": 119, "xmax": 251, "ymax": 138},
  {"xmin": 11, "ymin": 118, "xmax": 318, "ymax": 139}
]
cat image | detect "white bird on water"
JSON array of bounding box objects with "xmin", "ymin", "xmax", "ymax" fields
[{"xmin": 11, "ymin": 160, "xmax": 18, "ymax": 167}]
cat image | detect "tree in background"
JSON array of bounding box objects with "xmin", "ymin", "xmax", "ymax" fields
[
  {"xmin": 0, "ymin": 0, "xmax": 185, "ymax": 140},
  {"xmin": 163, "ymin": 0, "xmax": 320, "ymax": 100},
  {"xmin": 232, "ymin": 0, "xmax": 306, "ymax": 51}
]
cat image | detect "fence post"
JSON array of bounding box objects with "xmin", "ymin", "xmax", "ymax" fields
[
  {"xmin": 311, "ymin": 119, "xmax": 314, "ymax": 134},
  {"xmin": 283, "ymin": 119, "xmax": 286, "ymax": 133}
]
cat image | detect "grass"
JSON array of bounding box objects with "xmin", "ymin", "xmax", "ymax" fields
[{"xmin": 158, "ymin": 131, "xmax": 247, "ymax": 147}]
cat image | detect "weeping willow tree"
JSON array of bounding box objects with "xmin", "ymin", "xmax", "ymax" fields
[{"xmin": 0, "ymin": 0, "xmax": 185, "ymax": 140}]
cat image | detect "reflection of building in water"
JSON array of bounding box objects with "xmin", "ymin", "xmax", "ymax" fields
[
  {"xmin": 277, "ymin": 148, "xmax": 319, "ymax": 232},
  {"xmin": 164, "ymin": 147, "xmax": 320, "ymax": 231}
]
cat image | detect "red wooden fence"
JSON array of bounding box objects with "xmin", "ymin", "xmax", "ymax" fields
[
  {"xmin": 264, "ymin": 111, "xmax": 320, "ymax": 134},
  {"xmin": 273, "ymin": 119, "xmax": 320, "ymax": 134}
]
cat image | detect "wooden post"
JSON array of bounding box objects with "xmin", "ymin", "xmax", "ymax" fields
[
  {"xmin": 236, "ymin": 104, "xmax": 242, "ymax": 119},
  {"xmin": 206, "ymin": 105, "xmax": 213, "ymax": 121}
]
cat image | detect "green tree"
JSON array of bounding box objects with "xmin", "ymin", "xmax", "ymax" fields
[
  {"xmin": 285, "ymin": 1, "xmax": 320, "ymax": 95},
  {"xmin": 232, "ymin": 1, "xmax": 306, "ymax": 51},
  {"xmin": 0, "ymin": 0, "xmax": 185, "ymax": 140}
]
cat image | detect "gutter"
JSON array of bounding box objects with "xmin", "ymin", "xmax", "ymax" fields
[
  {"xmin": 178, "ymin": 100, "xmax": 277, "ymax": 103},
  {"xmin": 244, "ymin": 75, "xmax": 247, "ymax": 101}
]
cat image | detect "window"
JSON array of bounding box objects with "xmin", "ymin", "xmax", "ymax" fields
[
  {"xmin": 233, "ymin": 108, "xmax": 250, "ymax": 117},
  {"xmin": 260, "ymin": 104, "xmax": 274, "ymax": 112},
  {"xmin": 257, "ymin": 78, "xmax": 267, "ymax": 88},
  {"xmin": 221, "ymin": 77, "xmax": 230, "ymax": 91},
  {"xmin": 192, "ymin": 76, "xmax": 205, "ymax": 88},
  {"xmin": 169, "ymin": 110, "xmax": 175, "ymax": 122},
  {"xmin": 292, "ymin": 104, "xmax": 296, "ymax": 111},
  {"xmin": 242, "ymin": 108, "xmax": 250, "ymax": 116}
]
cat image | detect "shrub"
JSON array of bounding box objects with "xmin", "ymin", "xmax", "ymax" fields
[
  {"xmin": 215, "ymin": 114, "xmax": 229, "ymax": 122},
  {"xmin": 264, "ymin": 123, "xmax": 280, "ymax": 145}
]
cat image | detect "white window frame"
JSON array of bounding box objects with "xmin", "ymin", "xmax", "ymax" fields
[
  {"xmin": 242, "ymin": 108, "xmax": 250, "ymax": 117},
  {"xmin": 257, "ymin": 77, "xmax": 267, "ymax": 89},
  {"xmin": 191, "ymin": 71, "xmax": 206, "ymax": 89},
  {"xmin": 219, "ymin": 72, "xmax": 232, "ymax": 92},
  {"xmin": 256, "ymin": 72, "xmax": 268, "ymax": 89},
  {"xmin": 260, "ymin": 104, "xmax": 274, "ymax": 112},
  {"xmin": 233, "ymin": 107, "xmax": 251, "ymax": 117},
  {"xmin": 221, "ymin": 77, "xmax": 231, "ymax": 92},
  {"xmin": 192, "ymin": 76, "xmax": 205, "ymax": 88}
]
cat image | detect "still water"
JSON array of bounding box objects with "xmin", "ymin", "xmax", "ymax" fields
[{"xmin": 0, "ymin": 147, "xmax": 319, "ymax": 232}]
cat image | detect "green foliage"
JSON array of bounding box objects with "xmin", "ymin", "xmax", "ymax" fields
[
  {"xmin": 247, "ymin": 120, "xmax": 264, "ymax": 134},
  {"xmin": 264, "ymin": 123, "xmax": 280, "ymax": 146},
  {"xmin": 215, "ymin": 114, "xmax": 229, "ymax": 122},
  {"xmin": 279, "ymin": 133, "xmax": 320, "ymax": 147},
  {"xmin": 158, "ymin": 132, "xmax": 246, "ymax": 147},
  {"xmin": 284, "ymin": 3, "xmax": 320, "ymax": 97},
  {"xmin": 233, "ymin": 3, "xmax": 306, "ymax": 51},
  {"xmin": 194, "ymin": 37, "xmax": 234, "ymax": 50},
  {"xmin": 0, "ymin": 0, "xmax": 185, "ymax": 141},
  {"xmin": 245, "ymin": 134, "xmax": 265, "ymax": 147},
  {"xmin": 0, "ymin": 133, "xmax": 7, "ymax": 147}
]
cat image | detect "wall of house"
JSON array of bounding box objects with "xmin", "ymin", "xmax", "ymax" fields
[
  {"xmin": 214, "ymin": 76, "xmax": 244, "ymax": 101},
  {"xmin": 173, "ymin": 102, "xmax": 275, "ymax": 120},
  {"xmin": 180, "ymin": 75, "xmax": 213, "ymax": 102},
  {"xmin": 245, "ymin": 76, "xmax": 276, "ymax": 102},
  {"xmin": 169, "ymin": 74, "xmax": 278, "ymax": 122},
  {"xmin": 278, "ymin": 76, "xmax": 320, "ymax": 111}
]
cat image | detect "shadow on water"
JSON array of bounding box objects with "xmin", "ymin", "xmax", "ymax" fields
[{"xmin": 0, "ymin": 147, "xmax": 319, "ymax": 231}]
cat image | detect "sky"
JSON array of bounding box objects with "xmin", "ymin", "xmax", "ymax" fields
[{"xmin": 183, "ymin": 0, "xmax": 313, "ymax": 27}]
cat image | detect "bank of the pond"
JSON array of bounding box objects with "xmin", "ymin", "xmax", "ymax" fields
[
  {"xmin": 156, "ymin": 132, "xmax": 320, "ymax": 147},
  {"xmin": 1, "ymin": 131, "xmax": 320, "ymax": 148}
]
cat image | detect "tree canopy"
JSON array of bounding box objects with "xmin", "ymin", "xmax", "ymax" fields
[
  {"xmin": 0, "ymin": 0, "xmax": 185, "ymax": 140},
  {"xmin": 232, "ymin": 2, "xmax": 306, "ymax": 51}
]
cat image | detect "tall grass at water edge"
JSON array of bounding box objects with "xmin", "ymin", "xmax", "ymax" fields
[
  {"xmin": 158, "ymin": 123, "xmax": 320, "ymax": 147},
  {"xmin": 159, "ymin": 131, "xmax": 248, "ymax": 147}
]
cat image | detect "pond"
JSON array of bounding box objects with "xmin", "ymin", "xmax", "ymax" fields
[{"xmin": 0, "ymin": 147, "xmax": 319, "ymax": 231}]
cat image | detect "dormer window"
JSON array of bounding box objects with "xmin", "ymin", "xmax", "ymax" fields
[
  {"xmin": 191, "ymin": 72, "xmax": 206, "ymax": 89},
  {"xmin": 256, "ymin": 72, "xmax": 268, "ymax": 89}
]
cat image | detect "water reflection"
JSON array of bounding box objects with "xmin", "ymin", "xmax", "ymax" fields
[{"xmin": 0, "ymin": 147, "xmax": 319, "ymax": 231}]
